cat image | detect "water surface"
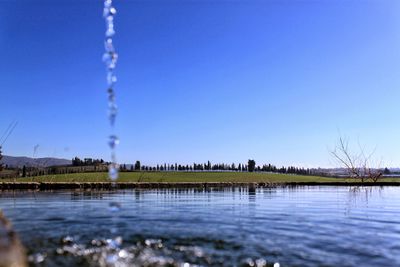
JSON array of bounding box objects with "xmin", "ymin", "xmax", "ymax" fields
[{"xmin": 1, "ymin": 186, "xmax": 399, "ymax": 267}]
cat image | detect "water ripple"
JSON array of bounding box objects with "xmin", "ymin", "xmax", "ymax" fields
[{"xmin": 0, "ymin": 186, "xmax": 399, "ymax": 267}]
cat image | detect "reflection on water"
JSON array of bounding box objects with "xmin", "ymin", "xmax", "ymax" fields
[{"xmin": 1, "ymin": 186, "xmax": 400, "ymax": 267}]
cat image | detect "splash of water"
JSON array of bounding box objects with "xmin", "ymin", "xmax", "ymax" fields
[
  {"xmin": 51, "ymin": 235, "xmax": 278, "ymax": 267},
  {"xmin": 103, "ymin": 0, "xmax": 119, "ymax": 181}
]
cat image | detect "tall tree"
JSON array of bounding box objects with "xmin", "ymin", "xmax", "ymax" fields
[
  {"xmin": 231, "ymin": 163, "xmax": 236, "ymax": 171},
  {"xmin": 248, "ymin": 159, "xmax": 256, "ymax": 172},
  {"xmin": 134, "ymin": 160, "xmax": 141, "ymax": 171},
  {"xmin": 22, "ymin": 165, "xmax": 26, "ymax": 177}
]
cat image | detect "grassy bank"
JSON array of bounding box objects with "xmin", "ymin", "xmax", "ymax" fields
[{"xmin": 1, "ymin": 171, "xmax": 398, "ymax": 183}]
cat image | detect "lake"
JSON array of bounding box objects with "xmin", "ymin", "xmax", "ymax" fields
[{"xmin": 0, "ymin": 186, "xmax": 399, "ymax": 267}]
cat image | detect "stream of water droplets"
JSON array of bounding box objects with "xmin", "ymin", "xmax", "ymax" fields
[
  {"xmin": 103, "ymin": 0, "xmax": 119, "ymax": 181},
  {"xmin": 102, "ymin": 2, "xmax": 122, "ymax": 257}
]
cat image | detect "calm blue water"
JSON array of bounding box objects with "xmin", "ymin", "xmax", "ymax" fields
[{"xmin": 1, "ymin": 186, "xmax": 400, "ymax": 267}]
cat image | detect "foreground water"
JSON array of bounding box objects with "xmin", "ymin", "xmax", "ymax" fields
[{"xmin": 0, "ymin": 186, "xmax": 399, "ymax": 267}]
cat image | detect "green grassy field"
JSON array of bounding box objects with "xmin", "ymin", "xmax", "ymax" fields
[{"xmin": 1, "ymin": 171, "xmax": 398, "ymax": 183}]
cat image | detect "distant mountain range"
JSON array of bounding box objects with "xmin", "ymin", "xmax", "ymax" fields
[{"xmin": 0, "ymin": 155, "xmax": 71, "ymax": 168}]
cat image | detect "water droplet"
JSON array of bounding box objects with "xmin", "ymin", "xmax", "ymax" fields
[
  {"xmin": 106, "ymin": 254, "xmax": 118, "ymax": 264},
  {"xmin": 273, "ymin": 263, "xmax": 280, "ymax": 267},
  {"xmin": 255, "ymin": 258, "xmax": 266, "ymax": 267},
  {"xmin": 104, "ymin": 0, "xmax": 112, "ymax": 8},
  {"xmin": 103, "ymin": 8, "xmax": 110, "ymax": 17},
  {"xmin": 107, "ymin": 72, "xmax": 117, "ymax": 86},
  {"xmin": 108, "ymin": 106, "xmax": 118, "ymax": 125},
  {"xmin": 145, "ymin": 239, "xmax": 162, "ymax": 247},
  {"xmin": 111, "ymin": 152, "xmax": 117, "ymax": 163},
  {"xmin": 91, "ymin": 239, "xmax": 103, "ymax": 246},
  {"xmin": 107, "ymin": 87, "xmax": 114, "ymax": 93},
  {"xmin": 103, "ymin": 6, "xmax": 116, "ymax": 18},
  {"xmin": 108, "ymin": 164, "xmax": 119, "ymax": 180},
  {"xmin": 28, "ymin": 253, "xmax": 46, "ymax": 264},
  {"xmin": 106, "ymin": 27, "xmax": 115, "ymax": 38},
  {"xmin": 244, "ymin": 258, "xmax": 255, "ymax": 267},
  {"xmin": 108, "ymin": 101, "xmax": 117, "ymax": 110},
  {"xmin": 62, "ymin": 236, "xmax": 74, "ymax": 244},
  {"xmin": 102, "ymin": 52, "xmax": 111, "ymax": 64},
  {"xmin": 108, "ymin": 88, "xmax": 116, "ymax": 102},
  {"xmin": 118, "ymin": 249, "xmax": 128, "ymax": 258},
  {"xmin": 106, "ymin": 236, "xmax": 122, "ymax": 249},
  {"xmin": 105, "ymin": 38, "xmax": 114, "ymax": 52},
  {"xmin": 108, "ymin": 135, "xmax": 119, "ymax": 149},
  {"xmin": 108, "ymin": 63, "xmax": 116, "ymax": 70},
  {"xmin": 108, "ymin": 92, "xmax": 115, "ymax": 105},
  {"xmin": 103, "ymin": 52, "xmax": 118, "ymax": 70},
  {"xmin": 106, "ymin": 15, "xmax": 114, "ymax": 24}
]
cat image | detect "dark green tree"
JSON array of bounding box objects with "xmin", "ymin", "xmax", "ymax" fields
[
  {"xmin": 134, "ymin": 160, "xmax": 141, "ymax": 171},
  {"xmin": 248, "ymin": 159, "xmax": 256, "ymax": 172},
  {"xmin": 72, "ymin": 157, "xmax": 81, "ymax": 166},
  {"xmin": 231, "ymin": 163, "xmax": 236, "ymax": 171},
  {"xmin": 22, "ymin": 165, "xmax": 26, "ymax": 177}
]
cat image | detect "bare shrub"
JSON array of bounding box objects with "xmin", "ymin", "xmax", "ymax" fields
[{"xmin": 331, "ymin": 136, "xmax": 382, "ymax": 183}]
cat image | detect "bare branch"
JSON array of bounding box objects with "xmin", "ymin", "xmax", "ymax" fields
[{"xmin": 331, "ymin": 135, "xmax": 383, "ymax": 183}]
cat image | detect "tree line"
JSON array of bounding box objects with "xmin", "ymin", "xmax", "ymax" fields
[
  {"xmin": 72, "ymin": 157, "xmax": 105, "ymax": 166},
  {"xmin": 119, "ymin": 159, "xmax": 314, "ymax": 176},
  {"xmin": 1, "ymin": 154, "xmax": 395, "ymax": 179}
]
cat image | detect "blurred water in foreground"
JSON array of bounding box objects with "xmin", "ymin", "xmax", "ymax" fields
[{"xmin": 1, "ymin": 186, "xmax": 400, "ymax": 267}]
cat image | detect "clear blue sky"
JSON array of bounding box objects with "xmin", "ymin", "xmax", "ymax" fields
[{"xmin": 1, "ymin": 0, "xmax": 399, "ymax": 168}]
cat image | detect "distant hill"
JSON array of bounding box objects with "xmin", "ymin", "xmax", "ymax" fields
[{"xmin": 0, "ymin": 155, "xmax": 71, "ymax": 168}]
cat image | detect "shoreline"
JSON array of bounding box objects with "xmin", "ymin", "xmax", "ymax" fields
[{"xmin": 1, "ymin": 181, "xmax": 400, "ymax": 190}]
